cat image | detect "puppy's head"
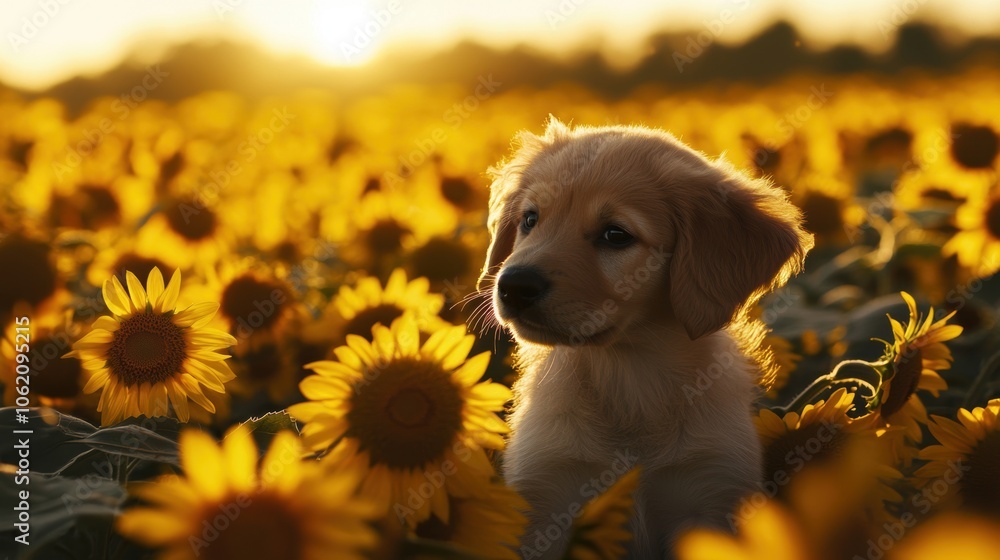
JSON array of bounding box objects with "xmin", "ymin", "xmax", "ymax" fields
[{"xmin": 480, "ymin": 118, "xmax": 813, "ymax": 346}]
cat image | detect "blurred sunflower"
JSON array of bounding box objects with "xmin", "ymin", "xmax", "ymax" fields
[
  {"xmin": 414, "ymin": 479, "xmax": 528, "ymax": 559},
  {"xmin": 117, "ymin": 428, "xmax": 379, "ymax": 560},
  {"xmin": 949, "ymin": 122, "xmax": 999, "ymax": 170},
  {"xmin": 66, "ymin": 268, "xmax": 237, "ymax": 425},
  {"xmin": 0, "ymin": 310, "xmax": 89, "ymax": 413},
  {"xmin": 563, "ymin": 467, "xmax": 642, "ymax": 560},
  {"xmin": 134, "ymin": 195, "xmax": 233, "ymax": 269},
  {"xmin": 676, "ymin": 502, "xmax": 811, "ymax": 560},
  {"xmin": 324, "ymin": 190, "xmax": 456, "ymax": 276},
  {"xmin": 943, "ymin": 181, "xmax": 1000, "ymax": 277},
  {"xmin": 914, "ymin": 399, "xmax": 1000, "ymax": 517},
  {"xmin": 756, "ymin": 388, "xmax": 900, "ymax": 513},
  {"xmin": 288, "ymin": 315, "xmax": 510, "ymax": 525},
  {"xmin": 319, "ymin": 268, "xmax": 450, "ymax": 348},
  {"xmin": 47, "ymin": 183, "xmax": 122, "ymax": 231},
  {"xmin": 85, "ymin": 235, "xmax": 172, "ymax": 290},
  {"xmin": 887, "ymin": 512, "xmax": 1000, "ymax": 560},
  {"xmin": 874, "ymin": 292, "xmax": 962, "ymax": 464},
  {"xmin": 0, "ymin": 232, "xmax": 61, "ymax": 324},
  {"xmin": 228, "ymin": 340, "xmax": 300, "ymax": 404},
  {"xmin": 186, "ymin": 258, "xmax": 304, "ymax": 349}
]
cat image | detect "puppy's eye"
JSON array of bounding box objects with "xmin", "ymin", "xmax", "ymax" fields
[
  {"xmin": 522, "ymin": 211, "xmax": 538, "ymax": 232},
  {"xmin": 602, "ymin": 226, "xmax": 634, "ymax": 246}
]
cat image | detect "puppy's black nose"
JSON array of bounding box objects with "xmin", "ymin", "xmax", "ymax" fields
[{"xmin": 497, "ymin": 267, "xmax": 550, "ymax": 311}]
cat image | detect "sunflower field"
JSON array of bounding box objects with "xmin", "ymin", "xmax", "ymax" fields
[{"xmin": 2, "ymin": 66, "xmax": 1000, "ymax": 560}]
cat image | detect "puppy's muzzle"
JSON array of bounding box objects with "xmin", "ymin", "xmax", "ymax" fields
[{"xmin": 497, "ymin": 266, "xmax": 550, "ymax": 313}]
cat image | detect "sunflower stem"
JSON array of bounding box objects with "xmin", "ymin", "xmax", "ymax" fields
[{"xmin": 778, "ymin": 359, "xmax": 884, "ymax": 415}]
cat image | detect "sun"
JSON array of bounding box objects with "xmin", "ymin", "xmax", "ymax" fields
[{"xmin": 309, "ymin": 0, "xmax": 388, "ymax": 66}]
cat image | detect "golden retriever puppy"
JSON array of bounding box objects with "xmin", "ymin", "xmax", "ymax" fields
[{"xmin": 478, "ymin": 118, "xmax": 813, "ymax": 558}]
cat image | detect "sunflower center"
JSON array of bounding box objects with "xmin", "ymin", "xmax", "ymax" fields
[
  {"xmin": 387, "ymin": 388, "xmax": 433, "ymax": 427},
  {"xmin": 347, "ymin": 358, "xmax": 464, "ymax": 469},
  {"xmin": 107, "ymin": 313, "xmax": 187, "ymax": 387},
  {"xmin": 200, "ymin": 492, "xmax": 304, "ymax": 560},
  {"xmin": 111, "ymin": 254, "xmax": 170, "ymax": 289},
  {"xmin": 0, "ymin": 235, "xmax": 58, "ymax": 320},
  {"xmin": 33, "ymin": 339, "xmax": 83, "ymax": 399},
  {"xmin": 984, "ymin": 199, "xmax": 1000, "ymax": 241},
  {"xmin": 220, "ymin": 275, "xmax": 288, "ymax": 332},
  {"xmin": 882, "ymin": 345, "xmax": 924, "ymax": 417},
  {"xmin": 950, "ymin": 123, "xmax": 999, "ymax": 169},
  {"xmin": 343, "ymin": 304, "xmax": 404, "ymax": 339},
  {"xmin": 960, "ymin": 429, "xmax": 1000, "ymax": 516},
  {"xmin": 365, "ymin": 220, "xmax": 410, "ymax": 256},
  {"xmin": 799, "ymin": 192, "xmax": 844, "ymax": 236},
  {"xmin": 411, "ymin": 237, "xmax": 472, "ymax": 283},
  {"xmin": 762, "ymin": 423, "xmax": 847, "ymax": 501},
  {"xmin": 440, "ymin": 177, "xmax": 475, "ymax": 209},
  {"xmin": 165, "ymin": 199, "xmax": 217, "ymax": 241}
]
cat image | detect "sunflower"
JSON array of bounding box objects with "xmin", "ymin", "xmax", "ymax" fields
[
  {"xmin": 66, "ymin": 268, "xmax": 237, "ymax": 425},
  {"xmin": 888, "ymin": 512, "xmax": 1000, "ymax": 560},
  {"xmin": 116, "ymin": 428, "xmax": 379, "ymax": 560},
  {"xmin": 287, "ymin": 315, "xmax": 511, "ymax": 526},
  {"xmin": 134, "ymin": 195, "xmax": 233, "ymax": 269},
  {"xmin": 318, "ymin": 268, "xmax": 451, "ymax": 348},
  {"xmin": 228, "ymin": 340, "xmax": 301, "ymax": 404},
  {"xmin": 914, "ymin": 399, "xmax": 1000, "ymax": 517},
  {"xmin": 676, "ymin": 502, "xmax": 810, "ymax": 560},
  {"xmin": 943, "ymin": 180, "xmax": 1000, "ymax": 278},
  {"xmin": 1, "ymin": 309, "xmax": 89, "ymax": 413},
  {"xmin": 184, "ymin": 257, "xmax": 304, "ymax": 350},
  {"xmin": 0, "ymin": 232, "xmax": 60, "ymax": 325},
  {"xmin": 563, "ymin": 467, "xmax": 642, "ymax": 560},
  {"xmin": 874, "ymin": 292, "xmax": 963, "ymax": 464},
  {"xmin": 755, "ymin": 388, "xmax": 901, "ymax": 525},
  {"xmin": 414, "ymin": 479, "xmax": 528, "ymax": 559},
  {"xmin": 323, "ymin": 189, "xmax": 457, "ymax": 276}
]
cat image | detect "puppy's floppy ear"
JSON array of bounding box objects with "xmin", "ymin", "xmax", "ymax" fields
[
  {"xmin": 668, "ymin": 163, "xmax": 814, "ymax": 339},
  {"xmin": 478, "ymin": 182, "xmax": 518, "ymax": 291},
  {"xmin": 478, "ymin": 130, "xmax": 548, "ymax": 291}
]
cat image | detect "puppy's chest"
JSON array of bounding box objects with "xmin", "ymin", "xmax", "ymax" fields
[{"xmin": 517, "ymin": 358, "xmax": 694, "ymax": 466}]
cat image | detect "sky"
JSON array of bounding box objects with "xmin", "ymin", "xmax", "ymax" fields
[{"xmin": 1, "ymin": 0, "xmax": 999, "ymax": 90}]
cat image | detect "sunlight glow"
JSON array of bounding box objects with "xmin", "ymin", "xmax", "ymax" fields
[{"xmin": 1, "ymin": 0, "xmax": 999, "ymax": 90}]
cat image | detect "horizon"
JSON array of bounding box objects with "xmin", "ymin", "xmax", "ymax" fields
[{"xmin": 2, "ymin": 0, "xmax": 1000, "ymax": 91}]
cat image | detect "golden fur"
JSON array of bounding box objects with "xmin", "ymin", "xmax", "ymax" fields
[{"xmin": 478, "ymin": 118, "xmax": 813, "ymax": 558}]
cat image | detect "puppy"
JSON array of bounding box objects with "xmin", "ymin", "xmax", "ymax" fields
[{"xmin": 479, "ymin": 118, "xmax": 813, "ymax": 558}]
